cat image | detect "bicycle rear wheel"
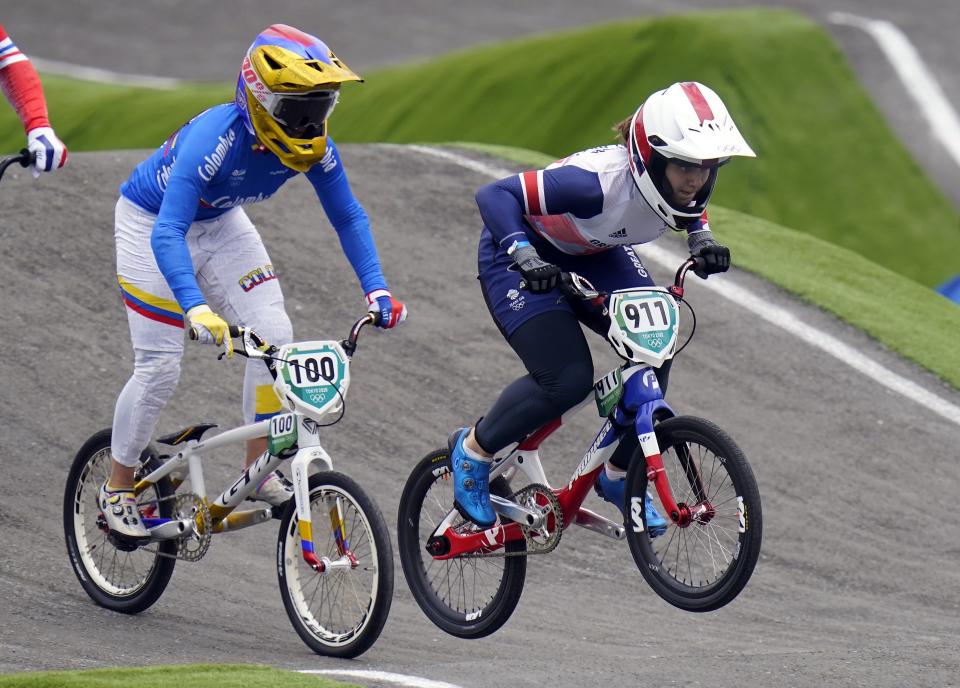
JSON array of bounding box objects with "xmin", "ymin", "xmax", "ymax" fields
[
  {"xmin": 63, "ymin": 428, "xmax": 177, "ymax": 613},
  {"xmin": 277, "ymin": 471, "xmax": 393, "ymax": 658},
  {"xmin": 625, "ymin": 416, "xmax": 762, "ymax": 612},
  {"xmin": 397, "ymin": 449, "xmax": 526, "ymax": 639}
]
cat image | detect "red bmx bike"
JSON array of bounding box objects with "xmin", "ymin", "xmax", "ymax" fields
[{"xmin": 397, "ymin": 258, "xmax": 762, "ymax": 638}]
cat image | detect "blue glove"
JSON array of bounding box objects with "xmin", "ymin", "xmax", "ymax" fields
[{"xmin": 366, "ymin": 289, "xmax": 408, "ymax": 329}]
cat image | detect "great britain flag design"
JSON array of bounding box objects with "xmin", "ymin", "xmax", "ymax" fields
[{"xmin": 0, "ymin": 32, "xmax": 28, "ymax": 70}]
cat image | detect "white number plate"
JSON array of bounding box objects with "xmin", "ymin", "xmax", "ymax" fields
[{"xmin": 608, "ymin": 288, "xmax": 679, "ymax": 365}]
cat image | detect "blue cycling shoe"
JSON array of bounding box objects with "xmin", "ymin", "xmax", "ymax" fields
[
  {"xmin": 448, "ymin": 428, "xmax": 496, "ymax": 528},
  {"xmin": 595, "ymin": 470, "xmax": 668, "ymax": 538}
]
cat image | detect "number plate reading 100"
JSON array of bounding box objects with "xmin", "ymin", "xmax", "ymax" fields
[
  {"xmin": 274, "ymin": 340, "xmax": 350, "ymax": 418},
  {"xmin": 287, "ymin": 353, "xmax": 339, "ymax": 388}
]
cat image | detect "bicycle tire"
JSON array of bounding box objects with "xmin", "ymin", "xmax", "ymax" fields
[
  {"xmin": 63, "ymin": 428, "xmax": 177, "ymax": 613},
  {"xmin": 625, "ymin": 416, "xmax": 762, "ymax": 612},
  {"xmin": 397, "ymin": 448, "xmax": 526, "ymax": 639},
  {"xmin": 277, "ymin": 471, "xmax": 393, "ymax": 658}
]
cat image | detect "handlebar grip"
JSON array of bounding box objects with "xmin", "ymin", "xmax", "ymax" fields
[
  {"xmin": 18, "ymin": 148, "xmax": 34, "ymax": 168},
  {"xmin": 188, "ymin": 325, "xmax": 243, "ymax": 341}
]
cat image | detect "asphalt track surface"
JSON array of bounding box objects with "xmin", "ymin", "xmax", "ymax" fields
[
  {"xmin": 6, "ymin": 0, "xmax": 960, "ymax": 211},
  {"xmin": 1, "ymin": 146, "xmax": 959, "ymax": 687}
]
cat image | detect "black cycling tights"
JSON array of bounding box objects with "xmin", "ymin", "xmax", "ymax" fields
[{"xmin": 473, "ymin": 310, "xmax": 671, "ymax": 469}]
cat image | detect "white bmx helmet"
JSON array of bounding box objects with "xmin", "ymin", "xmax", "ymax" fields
[{"xmin": 627, "ymin": 81, "xmax": 756, "ymax": 230}]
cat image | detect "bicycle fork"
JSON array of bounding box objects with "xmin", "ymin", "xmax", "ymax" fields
[
  {"xmin": 622, "ymin": 367, "xmax": 713, "ymax": 530},
  {"xmin": 287, "ymin": 419, "xmax": 358, "ymax": 573}
]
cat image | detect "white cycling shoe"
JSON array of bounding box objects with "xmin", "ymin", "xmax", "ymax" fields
[
  {"xmin": 251, "ymin": 471, "xmax": 294, "ymax": 508},
  {"xmin": 99, "ymin": 482, "xmax": 150, "ymax": 542}
]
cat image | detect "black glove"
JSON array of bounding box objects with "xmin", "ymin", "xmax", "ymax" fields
[
  {"xmin": 510, "ymin": 241, "xmax": 560, "ymax": 293},
  {"xmin": 693, "ymin": 244, "xmax": 731, "ymax": 279},
  {"xmin": 687, "ymin": 229, "xmax": 731, "ymax": 279}
]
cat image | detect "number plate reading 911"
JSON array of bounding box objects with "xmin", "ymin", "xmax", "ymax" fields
[{"xmin": 609, "ymin": 289, "xmax": 678, "ymax": 361}]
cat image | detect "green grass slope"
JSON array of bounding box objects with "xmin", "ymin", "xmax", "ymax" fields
[
  {"xmin": 0, "ymin": 76, "xmax": 230, "ymax": 153},
  {"xmin": 1, "ymin": 9, "xmax": 956, "ymax": 286},
  {"xmin": 712, "ymin": 204, "xmax": 960, "ymax": 388},
  {"xmin": 331, "ymin": 9, "xmax": 959, "ymax": 288},
  {"xmin": 0, "ymin": 664, "xmax": 354, "ymax": 688}
]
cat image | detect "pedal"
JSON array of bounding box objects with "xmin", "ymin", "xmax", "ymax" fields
[
  {"xmin": 106, "ymin": 531, "xmax": 148, "ymax": 552},
  {"xmin": 573, "ymin": 507, "xmax": 625, "ymax": 540}
]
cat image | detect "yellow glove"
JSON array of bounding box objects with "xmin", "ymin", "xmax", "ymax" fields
[{"xmin": 187, "ymin": 305, "xmax": 234, "ymax": 358}]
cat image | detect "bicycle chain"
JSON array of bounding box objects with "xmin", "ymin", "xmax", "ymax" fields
[
  {"xmin": 138, "ymin": 491, "xmax": 212, "ymax": 562},
  {"xmin": 455, "ymin": 483, "xmax": 563, "ymax": 559}
]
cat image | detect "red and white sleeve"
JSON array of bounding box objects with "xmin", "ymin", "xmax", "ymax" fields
[{"xmin": 0, "ymin": 24, "xmax": 52, "ymax": 134}]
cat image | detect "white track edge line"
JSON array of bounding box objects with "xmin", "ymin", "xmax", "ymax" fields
[
  {"xmin": 828, "ymin": 12, "xmax": 960, "ymax": 169},
  {"xmin": 401, "ymin": 144, "xmax": 960, "ymax": 427},
  {"xmin": 299, "ymin": 668, "xmax": 465, "ymax": 688},
  {"xmin": 30, "ymin": 57, "xmax": 183, "ymax": 89}
]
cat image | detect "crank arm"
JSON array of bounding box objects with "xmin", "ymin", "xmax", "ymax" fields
[
  {"xmin": 148, "ymin": 518, "xmax": 195, "ymax": 541},
  {"xmin": 573, "ymin": 507, "xmax": 625, "ymax": 540},
  {"xmin": 490, "ymin": 494, "xmax": 543, "ymax": 528}
]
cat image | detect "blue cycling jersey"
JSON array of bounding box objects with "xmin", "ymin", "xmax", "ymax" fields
[{"xmin": 120, "ymin": 103, "xmax": 387, "ymax": 311}]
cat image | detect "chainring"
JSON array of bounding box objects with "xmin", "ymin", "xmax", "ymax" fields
[
  {"xmin": 451, "ymin": 482, "xmax": 563, "ymax": 558},
  {"xmin": 514, "ymin": 483, "xmax": 563, "ymax": 555},
  {"xmin": 173, "ymin": 492, "xmax": 212, "ymax": 562}
]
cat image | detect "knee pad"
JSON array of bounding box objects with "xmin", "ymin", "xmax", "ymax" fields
[
  {"xmin": 112, "ymin": 348, "xmax": 183, "ymax": 467},
  {"xmin": 545, "ymin": 358, "xmax": 594, "ymax": 410},
  {"xmin": 132, "ymin": 348, "xmax": 182, "ymax": 399},
  {"xmin": 241, "ymin": 306, "xmax": 292, "ymax": 424}
]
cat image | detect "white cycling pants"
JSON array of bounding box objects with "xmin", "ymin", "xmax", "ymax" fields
[{"xmin": 111, "ymin": 196, "xmax": 292, "ymax": 467}]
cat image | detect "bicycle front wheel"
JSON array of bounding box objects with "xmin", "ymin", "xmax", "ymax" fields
[
  {"xmin": 397, "ymin": 449, "xmax": 526, "ymax": 639},
  {"xmin": 625, "ymin": 416, "xmax": 762, "ymax": 612},
  {"xmin": 63, "ymin": 428, "xmax": 177, "ymax": 613},
  {"xmin": 277, "ymin": 471, "xmax": 393, "ymax": 659}
]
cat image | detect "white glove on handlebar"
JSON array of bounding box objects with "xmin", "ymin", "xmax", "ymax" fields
[{"xmin": 27, "ymin": 126, "xmax": 68, "ymax": 178}]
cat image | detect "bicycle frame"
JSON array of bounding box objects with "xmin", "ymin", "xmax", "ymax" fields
[
  {"xmin": 132, "ymin": 414, "xmax": 351, "ymax": 572},
  {"xmin": 130, "ymin": 315, "xmax": 379, "ymax": 572},
  {"xmin": 428, "ymin": 257, "xmax": 719, "ymax": 559},
  {"xmin": 430, "ymin": 360, "xmax": 705, "ymax": 560}
]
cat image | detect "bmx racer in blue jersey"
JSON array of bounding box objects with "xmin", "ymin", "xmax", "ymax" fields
[{"xmin": 100, "ymin": 24, "xmax": 407, "ymax": 544}]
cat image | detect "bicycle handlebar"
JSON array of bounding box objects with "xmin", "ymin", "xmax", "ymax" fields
[
  {"xmin": 187, "ymin": 325, "xmax": 242, "ymax": 342},
  {"xmin": 342, "ymin": 312, "xmax": 379, "ymax": 356},
  {"xmin": 187, "ymin": 311, "xmax": 381, "ymax": 359},
  {"xmin": 0, "ymin": 149, "xmax": 35, "ymax": 182},
  {"xmin": 521, "ymin": 255, "xmax": 704, "ymax": 302}
]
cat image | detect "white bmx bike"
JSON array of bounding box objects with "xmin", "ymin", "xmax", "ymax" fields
[{"xmin": 64, "ymin": 314, "xmax": 393, "ymax": 658}]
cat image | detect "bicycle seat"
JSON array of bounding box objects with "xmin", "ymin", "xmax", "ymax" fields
[{"xmin": 157, "ymin": 424, "xmax": 218, "ymax": 446}]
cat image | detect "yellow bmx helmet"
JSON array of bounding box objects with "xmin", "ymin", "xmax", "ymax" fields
[{"xmin": 235, "ymin": 24, "xmax": 362, "ymax": 172}]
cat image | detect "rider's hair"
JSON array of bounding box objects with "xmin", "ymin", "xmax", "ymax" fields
[{"xmin": 613, "ymin": 115, "xmax": 632, "ymax": 146}]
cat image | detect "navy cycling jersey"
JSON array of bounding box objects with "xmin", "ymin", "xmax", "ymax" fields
[
  {"xmin": 120, "ymin": 103, "xmax": 387, "ymax": 311},
  {"xmin": 475, "ymin": 144, "xmax": 708, "ymax": 255}
]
